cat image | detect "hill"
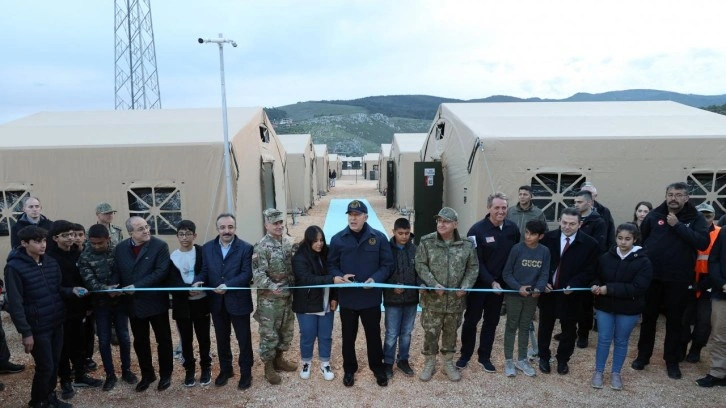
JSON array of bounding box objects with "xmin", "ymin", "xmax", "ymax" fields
[{"xmin": 268, "ymin": 89, "xmax": 726, "ymax": 155}]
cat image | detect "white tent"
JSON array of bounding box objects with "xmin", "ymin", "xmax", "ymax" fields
[
  {"xmin": 328, "ymin": 154, "xmax": 342, "ymax": 177},
  {"xmin": 314, "ymin": 144, "xmax": 329, "ymax": 195},
  {"xmin": 420, "ymin": 101, "xmax": 726, "ymax": 232},
  {"xmin": 278, "ymin": 134, "xmax": 317, "ymax": 211},
  {"xmin": 378, "ymin": 143, "xmax": 392, "ymax": 194},
  {"xmin": 363, "ymin": 153, "xmax": 380, "ymax": 180},
  {"xmin": 390, "ymin": 133, "xmax": 427, "ymax": 210},
  {"xmin": 0, "ymin": 107, "xmax": 287, "ymax": 265}
]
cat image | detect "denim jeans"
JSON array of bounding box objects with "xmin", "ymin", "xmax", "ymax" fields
[
  {"xmin": 296, "ymin": 312, "xmax": 334, "ymax": 362},
  {"xmin": 383, "ymin": 305, "xmax": 417, "ymax": 364},
  {"xmin": 95, "ymin": 304, "xmax": 132, "ymax": 376},
  {"xmin": 595, "ymin": 309, "xmax": 639, "ymax": 373}
]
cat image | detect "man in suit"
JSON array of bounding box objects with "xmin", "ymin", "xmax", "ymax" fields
[
  {"xmin": 537, "ymin": 207, "xmax": 600, "ymax": 375},
  {"xmin": 192, "ymin": 213, "xmax": 255, "ymax": 391},
  {"xmin": 114, "ymin": 216, "xmax": 173, "ymax": 392}
]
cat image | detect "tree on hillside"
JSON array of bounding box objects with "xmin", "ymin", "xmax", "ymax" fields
[
  {"xmin": 703, "ymin": 103, "xmax": 726, "ymax": 115},
  {"xmin": 264, "ymin": 107, "xmax": 288, "ymax": 122}
]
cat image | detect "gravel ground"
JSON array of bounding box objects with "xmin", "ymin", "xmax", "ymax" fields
[{"xmin": 0, "ymin": 175, "xmax": 723, "ymax": 407}]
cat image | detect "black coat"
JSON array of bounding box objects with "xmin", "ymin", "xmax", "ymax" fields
[
  {"xmin": 113, "ymin": 237, "xmax": 171, "ymax": 319},
  {"xmin": 167, "ymin": 245, "xmax": 209, "ymax": 320},
  {"xmin": 196, "ymin": 236, "xmax": 254, "ymax": 316},
  {"xmin": 641, "ymin": 201, "xmax": 709, "ymax": 282},
  {"xmin": 709, "ymin": 228, "xmax": 726, "ymax": 301},
  {"xmin": 10, "ymin": 215, "xmax": 53, "ymax": 249},
  {"xmin": 592, "ymin": 247, "xmax": 653, "ymax": 315},
  {"xmin": 466, "ymin": 215, "xmax": 520, "ymax": 288},
  {"xmin": 539, "ymin": 229, "xmax": 600, "ymax": 320},
  {"xmin": 580, "ymin": 210, "xmax": 608, "ymax": 253},
  {"xmin": 383, "ymin": 237, "xmax": 419, "ymax": 307},
  {"xmin": 292, "ymin": 245, "xmax": 337, "ymax": 314}
]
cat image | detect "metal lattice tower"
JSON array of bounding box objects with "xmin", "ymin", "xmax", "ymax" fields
[{"xmin": 114, "ymin": 0, "xmax": 161, "ymax": 109}]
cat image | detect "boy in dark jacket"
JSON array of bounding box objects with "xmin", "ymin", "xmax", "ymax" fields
[
  {"xmin": 383, "ymin": 218, "xmax": 419, "ymax": 379},
  {"xmin": 5, "ymin": 226, "xmax": 85, "ymax": 408}
]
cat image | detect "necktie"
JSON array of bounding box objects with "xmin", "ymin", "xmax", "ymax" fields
[{"xmin": 554, "ymin": 237, "xmax": 571, "ymax": 289}]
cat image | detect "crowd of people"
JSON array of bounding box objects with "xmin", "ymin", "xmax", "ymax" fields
[{"xmin": 2, "ymin": 180, "xmax": 726, "ymax": 407}]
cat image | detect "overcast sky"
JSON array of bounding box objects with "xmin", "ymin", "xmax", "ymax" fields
[{"xmin": 2, "ymin": 0, "xmax": 725, "ymax": 123}]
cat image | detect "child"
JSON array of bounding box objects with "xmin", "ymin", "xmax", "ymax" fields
[
  {"xmin": 4, "ymin": 226, "xmax": 85, "ymax": 408},
  {"xmin": 167, "ymin": 220, "xmax": 211, "ymax": 387},
  {"xmin": 591, "ymin": 223, "xmax": 652, "ymax": 390},
  {"xmin": 502, "ymin": 219, "xmax": 550, "ymax": 377},
  {"xmin": 382, "ymin": 218, "xmax": 419, "ymax": 379}
]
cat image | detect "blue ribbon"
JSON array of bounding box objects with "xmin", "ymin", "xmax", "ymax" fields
[{"xmin": 93, "ymin": 282, "xmax": 592, "ymax": 293}]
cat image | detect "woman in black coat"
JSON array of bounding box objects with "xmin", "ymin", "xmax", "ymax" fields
[
  {"xmin": 590, "ymin": 223, "xmax": 652, "ymax": 391},
  {"xmin": 292, "ymin": 226, "xmax": 337, "ymax": 381}
]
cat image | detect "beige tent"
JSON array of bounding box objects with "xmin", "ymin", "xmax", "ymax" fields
[
  {"xmin": 390, "ymin": 133, "xmax": 427, "ymax": 210},
  {"xmin": 278, "ymin": 134, "xmax": 317, "ymax": 211},
  {"xmin": 0, "ymin": 107, "xmax": 287, "ymax": 265},
  {"xmin": 363, "ymin": 153, "xmax": 380, "ymax": 180},
  {"xmin": 378, "ymin": 143, "xmax": 392, "ymax": 194},
  {"xmin": 419, "ymin": 101, "xmax": 726, "ymax": 232},
  {"xmin": 314, "ymin": 144, "xmax": 329, "ymax": 195}
]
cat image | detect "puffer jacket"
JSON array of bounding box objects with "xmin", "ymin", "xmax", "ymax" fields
[
  {"xmin": 592, "ymin": 246, "xmax": 653, "ymax": 315},
  {"xmin": 383, "ymin": 237, "xmax": 419, "ymax": 307},
  {"xmin": 415, "ymin": 230, "xmax": 478, "ymax": 313}
]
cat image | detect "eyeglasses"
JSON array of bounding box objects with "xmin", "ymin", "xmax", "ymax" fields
[
  {"xmin": 177, "ymin": 232, "xmax": 194, "ymax": 237},
  {"xmin": 134, "ymin": 225, "xmax": 151, "ymax": 232},
  {"xmin": 666, "ymin": 193, "xmax": 688, "ymax": 199}
]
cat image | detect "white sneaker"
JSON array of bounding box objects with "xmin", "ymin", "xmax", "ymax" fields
[
  {"xmin": 300, "ymin": 362, "xmax": 311, "ymax": 379},
  {"xmin": 320, "ymin": 363, "xmax": 335, "ymax": 381},
  {"xmin": 504, "ymin": 359, "xmax": 516, "ymax": 377},
  {"xmin": 515, "ymin": 359, "xmax": 536, "ymax": 377}
]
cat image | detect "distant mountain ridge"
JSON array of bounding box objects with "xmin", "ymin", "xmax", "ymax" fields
[{"xmin": 269, "ymin": 89, "xmax": 726, "ymax": 155}]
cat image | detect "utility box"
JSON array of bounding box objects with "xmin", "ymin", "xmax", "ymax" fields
[
  {"xmin": 369, "ymin": 170, "xmax": 378, "ymax": 180},
  {"xmin": 413, "ymin": 161, "xmax": 443, "ymax": 245}
]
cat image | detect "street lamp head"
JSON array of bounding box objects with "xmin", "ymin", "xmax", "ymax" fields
[
  {"xmin": 198, "ymin": 38, "xmax": 204, "ymax": 44},
  {"xmin": 231, "ymin": 41, "xmax": 238, "ymax": 47}
]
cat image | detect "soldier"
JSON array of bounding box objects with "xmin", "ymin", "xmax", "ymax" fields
[
  {"xmin": 416, "ymin": 207, "xmax": 479, "ymax": 382},
  {"xmin": 252, "ymin": 208, "xmax": 297, "ymax": 384},
  {"xmin": 92, "ymin": 203, "xmax": 124, "ymax": 247},
  {"xmin": 78, "ymin": 224, "xmax": 137, "ymax": 391}
]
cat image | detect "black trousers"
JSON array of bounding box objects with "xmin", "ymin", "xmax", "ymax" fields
[
  {"xmin": 682, "ymin": 294, "xmax": 712, "ymax": 350},
  {"xmin": 637, "ymin": 279, "xmax": 690, "ymax": 364},
  {"xmin": 211, "ymin": 310, "xmax": 253, "ymax": 375},
  {"xmin": 58, "ymin": 315, "xmax": 86, "ymax": 380},
  {"xmin": 577, "ymin": 292, "xmax": 594, "ymax": 339},
  {"xmin": 340, "ymin": 306, "xmax": 384, "ymax": 374},
  {"xmin": 538, "ymin": 300, "xmax": 577, "ymax": 363},
  {"xmin": 129, "ymin": 312, "xmax": 173, "ymax": 379},
  {"xmin": 0, "ymin": 320, "xmax": 11, "ymax": 366},
  {"xmin": 460, "ymin": 291, "xmax": 504, "ymax": 361},
  {"xmin": 30, "ymin": 325, "xmax": 63, "ymax": 405},
  {"xmin": 176, "ymin": 314, "xmax": 212, "ymax": 371},
  {"xmin": 84, "ymin": 313, "xmax": 96, "ymax": 360}
]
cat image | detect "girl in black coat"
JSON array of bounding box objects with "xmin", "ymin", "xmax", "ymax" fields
[
  {"xmin": 590, "ymin": 223, "xmax": 652, "ymax": 390},
  {"xmin": 292, "ymin": 226, "xmax": 337, "ymax": 381}
]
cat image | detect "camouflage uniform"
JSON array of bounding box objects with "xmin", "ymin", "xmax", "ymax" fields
[
  {"xmin": 416, "ymin": 230, "xmax": 478, "ymax": 356},
  {"xmin": 78, "ymin": 244, "xmax": 118, "ymax": 308},
  {"xmin": 252, "ymin": 232, "xmax": 296, "ymax": 362}
]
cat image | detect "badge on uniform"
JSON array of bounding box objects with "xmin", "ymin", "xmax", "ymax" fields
[
  {"xmin": 485, "ymin": 236, "xmax": 495, "ymax": 243},
  {"xmin": 657, "ymin": 220, "xmax": 665, "ymax": 226},
  {"xmin": 368, "ymin": 237, "xmax": 376, "ymax": 245}
]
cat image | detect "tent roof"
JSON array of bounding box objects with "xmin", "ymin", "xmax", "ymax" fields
[
  {"xmin": 380, "ymin": 143, "xmax": 392, "ymax": 158},
  {"xmin": 442, "ymin": 101, "xmax": 726, "ymax": 140},
  {"xmin": 313, "ymin": 144, "xmax": 328, "ymax": 155},
  {"xmin": 329, "ymin": 154, "xmax": 339, "ymax": 161},
  {"xmin": 363, "ymin": 153, "xmax": 380, "ymax": 161},
  {"xmin": 392, "ymin": 133, "xmax": 427, "ymax": 152},
  {"xmin": 277, "ymin": 134, "xmax": 312, "ymax": 154},
  {"xmin": 0, "ymin": 108, "xmax": 264, "ymax": 148}
]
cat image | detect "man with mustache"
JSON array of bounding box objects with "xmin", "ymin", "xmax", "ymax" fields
[{"xmin": 632, "ymin": 182, "xmax": 709, "ymax": 380}]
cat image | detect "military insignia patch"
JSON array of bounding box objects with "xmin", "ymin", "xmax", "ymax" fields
[{"xmin": 368, "ymin": 237, "xmax": 376, "ymax": 245}]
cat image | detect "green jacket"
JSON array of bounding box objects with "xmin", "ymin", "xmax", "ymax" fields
[{"xmin": 415, "ymin": 230, "xmax": 478, "ymax": 313}]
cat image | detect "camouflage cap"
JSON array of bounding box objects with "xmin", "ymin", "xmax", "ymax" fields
[
  {"xmin": 435, "ymin": 207, "xmax": 458, "ymax": 222},
  {"xmin": 696, "ymin": 202, "xmax": 715, "ymax": 213},
  {"xmin": 263, "ymin": 208, "xmax": 284, "ymax": 223},
  {"xmin": 95, "ymin": 202, "xmax": 116, "ymax": 214},
  {"xmin": 346, "ymin": 199, "xmax": 368, "ymax": 214}
]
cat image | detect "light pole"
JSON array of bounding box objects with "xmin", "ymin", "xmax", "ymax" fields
[{"xmin": 198, "ymin": 33, "xmax": 238, "ymax": 214}]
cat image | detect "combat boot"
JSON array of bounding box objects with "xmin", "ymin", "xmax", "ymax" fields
[
  {"xmin": 273, "ymin": 350, "xmax": 297, "ymax": 372},
  {"xmin": 442, "ymin": 354, "xmax": 461, "ymax": 381},
  {"xmin": 264, "ymin": 360, "xmax": 281, "ymax": 384},
  {"xmin": 419, "ymin": 356, "xmax": 436, "ymax": 382}
]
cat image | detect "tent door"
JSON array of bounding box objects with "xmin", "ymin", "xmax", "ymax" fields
[
  {"xmin": 261, "ymin": 162, "xmax": 276, "ymax": 210},
  {"xmin": 413, "ymin": 161, "xmax": 443, "ymax": 245},
  {"xmin": 386, "ymin": 160, "xmax": 395, "ymax": 209}
]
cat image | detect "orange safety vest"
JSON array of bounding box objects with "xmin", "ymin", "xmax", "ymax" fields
[{"xmin": 695, "ymin": 225, "xmax": 721, "ymax": 298}]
